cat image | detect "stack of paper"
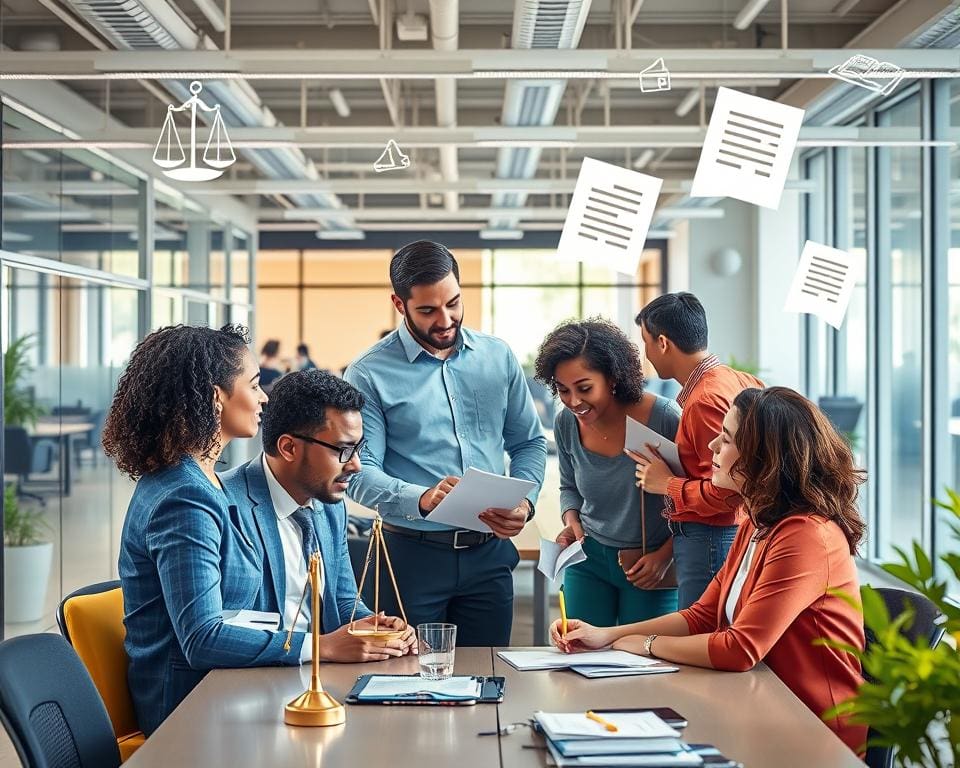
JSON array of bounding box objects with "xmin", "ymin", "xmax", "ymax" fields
[
  {"xmin": 498, "ymin": 649, "xmax": 678, "ymax": 676},
  {"xmin": 535, "ymin": 711, "xmax": 702, "ymax": 767}
]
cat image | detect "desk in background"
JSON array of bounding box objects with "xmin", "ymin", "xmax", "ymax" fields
[
  {"xmin": 29, "ymin": 419, "xmax": 95, "ymax": 496},
  {"xmin": 125, "ymin": 647, "xmax": 864, "ymax": 768}
]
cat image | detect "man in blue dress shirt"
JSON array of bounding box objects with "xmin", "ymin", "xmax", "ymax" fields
[{"xmin": 345, "ymin": 240, "xmax": 547, "ymax": 646}]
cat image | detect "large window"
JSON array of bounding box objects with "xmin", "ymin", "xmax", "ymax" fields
[{"xmin": 802, "ymin": 83, "xmax": 958, "ymax": 594}]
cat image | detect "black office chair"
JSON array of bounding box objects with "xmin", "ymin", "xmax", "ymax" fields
[
  {"xmin": 0, "ymin": 633, "xmax": 121, "ymax": 768},
  {"xmin": 4, "ymin": 426, "xmax": 58, "ymax": 504},
  {"xmin": 862, "ymin": 587, "xmax": 945, "ymax": 768}
]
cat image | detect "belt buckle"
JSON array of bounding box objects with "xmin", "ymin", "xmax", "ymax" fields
[{"xmin": 452, "ymin": 530, "xmax": 471, "ymax": 550}]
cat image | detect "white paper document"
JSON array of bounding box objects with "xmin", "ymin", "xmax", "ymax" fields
[
  {"xmin": 625, "ymin": 416, "xmax": 684, "ymax": 478},
  {"xmin": 498, "ymin": 649, "xmax": 664, "ymax": 671},
  {"xmin": 538, "ymin": 538, "xmax": 587, "ymax": 581},
  {"xmin": 557, "ymin": 157, "xmax": 663, "ymax": 275},
  {"xmin": 691, "ymin": 87, "xmax": 805, "ymax": 210},
  {"xmin": 536, "ymin": 711, "xmax": 680, "ymax": 740},
  {"xmin": 426, "ymin": 467, "xmax": 536, "ymax": 533},
  {"xmin": 358, "ymin": 676, "xmax": 481, "ymax": 700},
  {"xmin": 221, "ymin": 610, "xmax": 281, "ymax": 631},
  {"xmin": 784, "ymin": 240, "xmax": 863, "ymax": 330},
  {"xmin": 570, "ymin": 664, "xmax": 679, "ymax": 678}
]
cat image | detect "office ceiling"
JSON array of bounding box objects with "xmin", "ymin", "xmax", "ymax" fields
[{"xmin": 0, "ymin": 0, "xmax": 946, "ymax": 236}]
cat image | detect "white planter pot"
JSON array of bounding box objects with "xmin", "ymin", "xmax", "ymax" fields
[{"xmin": 3, "ymin": 542, "xmax": 54, "ymax": 624}]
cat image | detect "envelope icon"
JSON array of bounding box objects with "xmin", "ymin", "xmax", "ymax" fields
[{"xmin": 640, "ymin": 57, "xmax": 671, "ymax": 93}]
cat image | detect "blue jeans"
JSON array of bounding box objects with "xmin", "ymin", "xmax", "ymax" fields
[{"xmin": 670, "ymin": 521, "xmax": 739, "ymax": 609}]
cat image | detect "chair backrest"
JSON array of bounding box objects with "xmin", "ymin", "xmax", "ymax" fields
[
  {"xmin": 863, "ymin": 587, "xmax": 944, "ymax": 768},
  {"xmin": 0, "ymin": 633, "xmax": 121, "ymax": 768},
  {"xmin": 863, "ymin": 587, "xmax": 945, "ymax": 671},
  {"xmin": 4, "ymin": 427, "xmax": 33, "ymax": 475},
  {"xmin": 56, "ymin": 581, "xmax": 140, "ymax": 741}
]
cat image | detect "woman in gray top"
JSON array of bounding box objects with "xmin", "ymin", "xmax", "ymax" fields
[{"xmin": 535, "ymin": 318, "xmax": 680, "ymax": 625}]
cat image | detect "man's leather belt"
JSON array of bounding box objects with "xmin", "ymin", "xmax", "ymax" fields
[{"xmin": 381, "ymin": 521, "xmax": 494, "ymax": 550}]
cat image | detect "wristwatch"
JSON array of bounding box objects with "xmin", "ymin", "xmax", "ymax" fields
[
  {"xmin": 643, "ymin": 634, "xmax": 659, "ymax": 657},
  {"xmin": 523, "ymin": 498, "xmax": 536, "ymax": 522}
]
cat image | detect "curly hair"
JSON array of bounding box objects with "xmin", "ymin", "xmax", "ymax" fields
[
  {"xmin": 731, "ymin": 386, "xmax": 866, "ymax": 554},
  {"xmin": 261, "ymin": 370, "xmax": 365, "ymax": 456},
  {"xmin": 534, "ymin": 317, "xmax": 646, "ymax": 405},
  {"xmin": 102, "ymin": 324, "xmax": 251, "ymax": 479}
]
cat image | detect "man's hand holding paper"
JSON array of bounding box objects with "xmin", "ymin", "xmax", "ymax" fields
[{"xmin": 426, "ymin": 467, "xmax": 535, "ymax": 536}]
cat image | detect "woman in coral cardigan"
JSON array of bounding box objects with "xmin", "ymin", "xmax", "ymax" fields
[{"xmin": 551, "ymin": 386, "xmax": 868, "ymax": 754}]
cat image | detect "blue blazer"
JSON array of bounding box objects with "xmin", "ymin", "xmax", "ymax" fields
[
  {"xmin": 119, "ymin": 456, "xmax": 304, "ymax": 736},
  {"xmin": 220, "ymin": 455, "xmax": 373, "ymax": 635}
]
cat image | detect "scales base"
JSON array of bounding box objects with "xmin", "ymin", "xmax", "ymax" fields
[{"xmin": 284, "ymin": 689, "xmax": 346, "ymax": 727}]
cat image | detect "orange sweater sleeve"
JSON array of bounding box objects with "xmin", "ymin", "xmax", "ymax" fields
[
  {"xmin": 703, "ymin": 519, "xmax": 831, "ymax": 673},
  {"xmin": 666, "ymin": 396, "xmax": 743, "ymax": 518}
]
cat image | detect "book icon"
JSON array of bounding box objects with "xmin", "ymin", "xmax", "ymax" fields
[
  {"xmin": 829, "ymin": 54, "xmax": 905, "ymax": 96},
  {"xmin": 639, "ymin": 58, "xmax": 671, "ymax": 93}
]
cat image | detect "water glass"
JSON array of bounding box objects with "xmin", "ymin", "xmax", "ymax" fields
[{"xmin": 417, "ymin": 623, "xmax": 456, "ymax": 680}]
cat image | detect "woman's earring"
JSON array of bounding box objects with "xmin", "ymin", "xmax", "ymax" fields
[{"xmin": 611, "ymin": 384, "xmax": 617, "ymax": 395}]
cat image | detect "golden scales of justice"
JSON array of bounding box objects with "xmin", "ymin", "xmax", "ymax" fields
[{"xmin": 281, "ymin": 515, "xmax": 407, "ymax": 726}]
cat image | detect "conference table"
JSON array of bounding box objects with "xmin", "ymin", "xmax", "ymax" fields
[{"xmin": 125, "ymin": 648, "xmax": 865, "ymax": 767}]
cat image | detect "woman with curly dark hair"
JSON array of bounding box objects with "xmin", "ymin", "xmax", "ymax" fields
[
  {"xmin": 534, "ymin": 318, "xmax": 680, "ymax": 625},
  {"xmin": 104, "ymin": 324, "xmax": 301, "ymax": 737},
  {"xmin": 552, "ymin": 387, "xmax": 868, "ymax": 755}
]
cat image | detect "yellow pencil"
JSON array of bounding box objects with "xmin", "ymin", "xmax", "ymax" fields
[
  {"xmin": 558, "ymin": 585, "xmax": 568, "ymax": 637},
  {"xmin": 586, "ymin": 711, "xmax": 619, "ymax": 732}
]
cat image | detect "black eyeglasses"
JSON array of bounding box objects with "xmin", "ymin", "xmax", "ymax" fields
[{"xmin": 290, "ymin": 434, "xmax": 367, "ymax": 463}]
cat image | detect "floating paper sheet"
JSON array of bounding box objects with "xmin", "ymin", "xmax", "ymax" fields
[
  {"xmin": 691, "ymin": 87, "xmax": 805, "ymax": 210},
  {"xmin": 557, "ymin": 157, "xmax": 663, "ymax": 275},
  {"xmin": 783, "ymin": 240, "xmax": 863, "ymax": 330}
]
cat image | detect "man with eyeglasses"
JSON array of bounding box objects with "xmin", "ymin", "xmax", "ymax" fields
[
  {"xmin": 344, "ymin": 240, "xmax": 547, "ymax": 646},
  {"xmin": 222, "ymin": 370, "xmax": 416, "ymax": 662}
]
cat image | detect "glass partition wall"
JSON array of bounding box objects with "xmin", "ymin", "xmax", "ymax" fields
[{"xmin": 0, "ymin": 99, "xmax": 256, "ymax": 638}]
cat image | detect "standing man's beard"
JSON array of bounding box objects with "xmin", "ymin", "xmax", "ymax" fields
[{"xmin": 406, "ymin": 316, "xmax": 462, "ymax": 351}]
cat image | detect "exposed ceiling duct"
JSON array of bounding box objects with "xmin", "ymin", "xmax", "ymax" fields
[
  {"xmin": 429, "ymin": 0, "xmax": 459, "ymax": 212},
  {"xmin": 488, "ymin": 0, "xmax": 593, "ymax": 231},
  {"xmin": 65, "ymin": 0, "xmax": 350, "ymax": 225}
]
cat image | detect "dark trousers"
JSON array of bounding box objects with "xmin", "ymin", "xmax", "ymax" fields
[{"xmin": 362, "ymin": 532, "xmax": 520, "ymax": 646}]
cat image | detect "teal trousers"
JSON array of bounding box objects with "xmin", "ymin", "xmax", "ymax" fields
[{"xmin": 562, "ymin": 536, "xmax": 678, "ymax": 626}]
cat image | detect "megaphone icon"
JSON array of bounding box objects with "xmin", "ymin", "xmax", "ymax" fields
[{"xmin": 374, "ymin": 139, "xmax": 411, "ymax": 173}]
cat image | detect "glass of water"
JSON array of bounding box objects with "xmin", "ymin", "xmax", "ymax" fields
[{"xmin": 417, "ymin": 623, "xmax": 456, "ymax": 680}]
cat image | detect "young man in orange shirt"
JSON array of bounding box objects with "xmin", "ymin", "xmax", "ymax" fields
[{"xmin": 633, "ymin": 292, "xmax": 763, "ymax": 609}]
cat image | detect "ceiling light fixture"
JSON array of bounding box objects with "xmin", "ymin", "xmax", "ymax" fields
[
  {"xmin": 316, "ymin": 229, "xmax": 365, "ymax": 240},
  {"xmin": 632, "ymin": 149, "xmax": 656, "ymax": 169},
  {"xmin": 479, "ymin": 229, "xmax": 524, "ymax": 240},
  {"xmin": 674, "ymin": 89, "xmax": 701, "ymax": 117},
  {"xmin": 733, "ymin": 0, "xmax": 774, "ymax": 30},
  {"xmin": 328, "ymin": 89, "xmax": 351, "ymax": 118}
]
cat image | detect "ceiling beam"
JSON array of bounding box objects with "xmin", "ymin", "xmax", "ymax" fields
[
  {"xmin": 268, "ymin": 206, "xmax": 728, "ymax": 222},
  {"xmin": 0, "ymin": 48, "xmax": 956, "ymax": 81},
  {"xmin": 5, "ymin": 125, "xmax": 951, "ymax": 150}
]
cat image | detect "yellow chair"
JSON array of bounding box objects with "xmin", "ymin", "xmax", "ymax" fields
[{"xmin": 57, "ymin": 580, "xmax": 146, "ymax": 762}]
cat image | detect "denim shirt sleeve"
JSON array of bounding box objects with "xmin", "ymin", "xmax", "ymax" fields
[
  {"xmin": 343, "ymin": 362, "xmax": 430, "ymax": 520},
  {"xmin": 501, "ymin": 350, "xmax": 547, "ymax": 505}
]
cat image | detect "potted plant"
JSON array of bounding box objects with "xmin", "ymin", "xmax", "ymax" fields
[
  {"xmin": 3, "ymin": 483, "xmax": 53, "ymax": 623},
  {"xmin": 823, "ymin": 490, "xmax": 960, "ymax": 767},
  {"xmin": 4, "ymin": 333, "xmax": 45, "ymax": 428}
]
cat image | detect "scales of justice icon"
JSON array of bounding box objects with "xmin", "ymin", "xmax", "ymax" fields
[
  {"xmin": 281, "ymin": 514, "xmax": 407, "ymax": 727},
  {"xmin": 153, "ymin": 81, "xmax": 236, "ymax": 182}
]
